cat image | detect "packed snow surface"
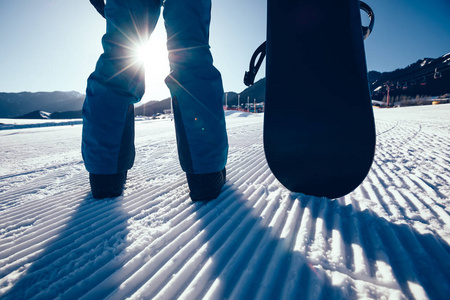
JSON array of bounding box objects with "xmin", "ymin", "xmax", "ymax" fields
[{"xmin": 1, "ymin": 105, "xmax": 449, "ymax": 299}]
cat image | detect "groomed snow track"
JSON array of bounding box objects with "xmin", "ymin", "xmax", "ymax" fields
[{"xmin": 1, "ymin": 105, "xmax": 449, "ymax": 299}]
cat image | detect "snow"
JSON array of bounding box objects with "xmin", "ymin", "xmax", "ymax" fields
[
  {"xmin": 373, "ymin": 86, "xmax": 382, "ymax": 92},
  {"xmin": 1, "ymin": 106, "xmax": 450, "ymax": 299},
  {"xmin": 0, "ymin": 118, "xmax": 83, "ymax": 130}
]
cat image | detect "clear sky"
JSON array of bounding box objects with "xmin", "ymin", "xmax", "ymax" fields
[{"xmin": 0, "ymin": 0, "xmax": 449, "ymax": 103}]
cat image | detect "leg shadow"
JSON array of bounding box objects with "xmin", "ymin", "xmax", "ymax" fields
[{"xmin": 1, "ymin": 194, "xmax": 131, "ymax": 299}]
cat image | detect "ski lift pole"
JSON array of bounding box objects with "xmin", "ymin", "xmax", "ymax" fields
[
  {"xmin": 225, "ymin": 92, "xmax": 228, "ymax": 110},
  {"xmin": 384, "ymin": 83, "xmax": 390, "ymax": 107},
  {"xmin": 387, "ymin": 84, "xmax": 390, "ymax": 107}
]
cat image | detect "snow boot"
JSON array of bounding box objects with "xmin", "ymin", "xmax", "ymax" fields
[
  {"xmin": 186, "ymin": 168, "xmax": 226, "ymax": 202},
  {"xmin": 89, "ymin": 171, "xmax": 127, "ymax": 199}
]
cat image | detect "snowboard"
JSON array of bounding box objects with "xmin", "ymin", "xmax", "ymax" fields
[{"xmin": 246, "ymin": 0, "xmax": 376, "ymax": 198}]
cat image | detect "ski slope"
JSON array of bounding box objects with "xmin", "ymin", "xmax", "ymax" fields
[{"xmin": 1, "ymin": 105, "xmax": 449, "ymax": 299}]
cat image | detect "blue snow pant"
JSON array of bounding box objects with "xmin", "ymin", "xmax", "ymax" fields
[{"xmin": 82, "ymin": 0, "xmax": 228, "ymax": 175}]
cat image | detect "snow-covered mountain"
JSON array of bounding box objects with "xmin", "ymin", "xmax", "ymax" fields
[
  {"xmin": 369, "ymin": 53, "xmax": 450, "ymax": 100},
  {"xmin": 0, "ymin": 91, "xmax": 85, "ymax": 119},
  {"xmin": 13, "ymin": 110, "xmax": 83, "ymax": 120},
  {"xmin": 1, "ymin": 105, "xmax": 449, "ymax": 299},
  {"xmin": 2, "ymin": 53, "xmax": 449, "ymax": 120}
]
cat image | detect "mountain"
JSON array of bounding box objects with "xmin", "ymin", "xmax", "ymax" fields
[
  {"xmin": 14, "ymin": 110, "xmax": 52, "ymax": 119},
  {"xmin": 225, "ymin": 78, "xmax": 266, "ymax": 108},
  {"xmin": 134, "ymin": 79, "xmax": 266, "ymax": 116},
  {"xmin": 0, "ymin": 91, "xmax": 85, "ymax": 118},
  {"xmin": 14, "ymin": 110, "xmax": 83, "ymax": 120},
  {"xmin": 233, "ymin": 53, "xmax": 450, "ymax": 106},
  {"xmin": 369, "ymin": 53, "xmax": 450, "ymax": 101},
  {"xmin": 2, "ymin": 53, "xmax": 449, "ymax": 119},
  {"xmin": 49, "ymin": 110, "xmax": 83, "ymax": 119}
]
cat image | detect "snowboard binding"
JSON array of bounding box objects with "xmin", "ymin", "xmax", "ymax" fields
[
  {"xmin": 244, "ymin": 1, "xmax": 375, "ymax": 86},
  {"xmin": 360, "ymin": 1, "xmax": 375, "ymax": 39}
]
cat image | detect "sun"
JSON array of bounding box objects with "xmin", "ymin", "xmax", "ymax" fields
[
  {"xmin": 135, "ymin": 41, "xmax": 153, "ymax": 65},
  {"xmin": 132, "ymin": 26, "xmax": 171, "ymax": 100},
  {"xmin": 133, "ymin": 23, "xmax": 169, "ymax": 69}
]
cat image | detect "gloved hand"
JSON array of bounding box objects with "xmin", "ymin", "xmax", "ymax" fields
[{"xmin": 89, "ymin": 0, "xmax": 106, "ymax": 18}]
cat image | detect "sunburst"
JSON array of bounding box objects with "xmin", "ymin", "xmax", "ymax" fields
[{"xmin": 132, "ymin": 24, "xmax": 170, "ymax": 100}]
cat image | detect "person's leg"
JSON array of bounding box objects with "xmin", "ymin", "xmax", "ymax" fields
[
  {"xmin": 82, "ymin": 0, "xmax": 161, "ymax": 198},
  {"xmin": 163, "ymin": 0, "xmax": 228, "ymax": 174},
  {"xmin": 163, "ymin": 0, "xmax": 228, "ymax": 201}
]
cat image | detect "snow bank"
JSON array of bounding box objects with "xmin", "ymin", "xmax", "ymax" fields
[{"xmin": 0, "ymin": 118, "xmax": 83, "ymax": 130}]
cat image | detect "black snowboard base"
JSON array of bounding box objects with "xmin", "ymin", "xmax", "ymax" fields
[{"xmin": 261, "ymin": 0, "xmax": 376, "ymax": 198}]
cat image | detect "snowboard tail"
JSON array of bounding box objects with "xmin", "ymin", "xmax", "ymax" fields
[{"xmin": 261, "ymin": 0, "xmax": 376, "ymax": 198}]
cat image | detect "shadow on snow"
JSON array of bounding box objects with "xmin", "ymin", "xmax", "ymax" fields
[{"xmin": 3, "ymin": 185, "xmax": 450, "ymax": 299}]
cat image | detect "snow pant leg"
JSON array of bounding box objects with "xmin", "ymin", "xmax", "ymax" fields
[
  {"xmin": 82, "ymin": 0, "xmax": 162, "ymax": 174},
  {"xmin": 163, "ymin": 0, "xmax": 228, "ymax": 174}
]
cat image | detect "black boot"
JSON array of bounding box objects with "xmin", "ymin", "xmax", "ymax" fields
[
  {"xmin": 89, "ymin": 171, "xmax": 127, "ymax": 199},
  {"xmin": 186, "ymin": 168, "xmax": 226, "ymax": 202}
]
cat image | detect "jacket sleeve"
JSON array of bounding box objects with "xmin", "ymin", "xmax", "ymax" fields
[{"xmin": 89, "ymin": 0, "xmax": 106, "ymax": 18}]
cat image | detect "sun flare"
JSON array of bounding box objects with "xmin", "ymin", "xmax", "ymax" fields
[
  {"xmin": 132, "ymin": 27, "xmax": 171, "ymax": 100},
  {"xmin": 135, "ymin": 41, "xmax": 153, "ymax": 65}
]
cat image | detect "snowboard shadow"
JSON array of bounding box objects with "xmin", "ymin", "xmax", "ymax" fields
[
  {"xmin": 182, "ymin": 186, "xmax": 347, "ymax": 299},
  {"xmin": 191, "ymin": 186, "xmax": 449, "ymax": 300},
  {"xmin": 323, "ymin": 197, "xmax": 450, "ymax": 300},
  {"xmin": 2, "ymin": 193, "xmax": 132, "ymax": 300},
  {"xmin": 3, "ymin": 182, "xmax": 449, "ymax": 299}
]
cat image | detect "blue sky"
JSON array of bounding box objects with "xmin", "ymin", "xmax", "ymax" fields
[{"xmin": 0, "ymin": 0, "xmax": 449, "ymax": 102}]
